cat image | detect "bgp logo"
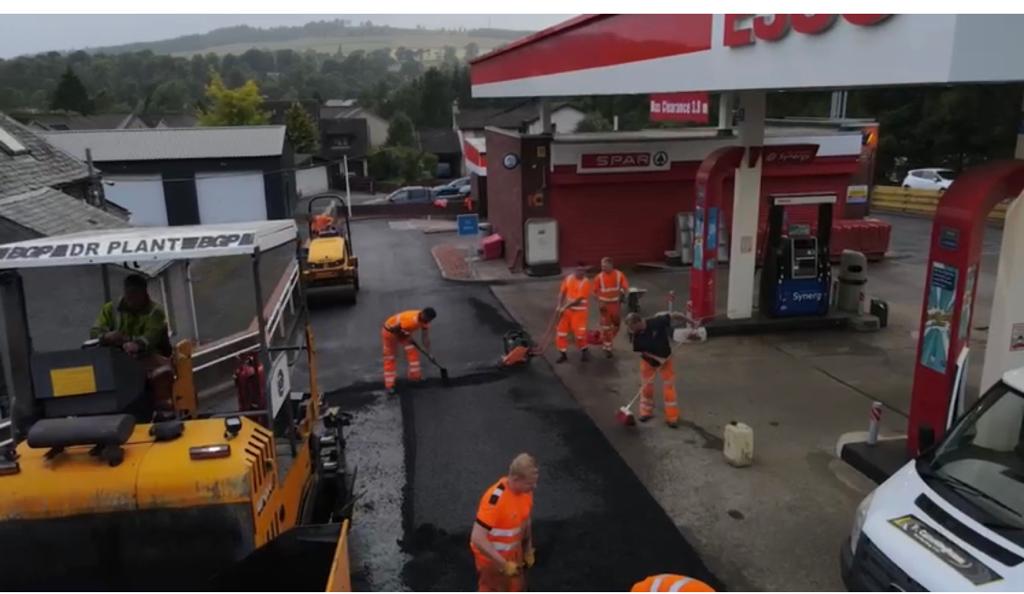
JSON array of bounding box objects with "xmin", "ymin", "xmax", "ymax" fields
[{"xmin": 724, "ymin": 15, "xmax": 891, "ymax": 48}]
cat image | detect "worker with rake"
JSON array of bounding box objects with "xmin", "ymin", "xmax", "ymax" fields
[{"xmin": 624, "ymin": 310, "xmax": 698, "ymax": 428}]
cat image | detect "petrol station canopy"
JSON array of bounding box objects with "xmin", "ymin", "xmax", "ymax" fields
[{"xmin": 470, "ymin": 14, "xmax": 1024, "ymax": 98}]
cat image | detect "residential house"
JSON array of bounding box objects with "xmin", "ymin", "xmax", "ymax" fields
[
  {"xmin": 16, "ymin": 112, "xmax": 147, "ymax": 132},
  {"xmin": 43, "ymin": 126, "xmax": 296, "ymax": 226},
  {"xmin": 417, "ymin": 127, "xmax": 462, "ymax": 178},
  {"xmin": 454, "ymin": 100, "xmax": 585, "ymax": 136},
  {"xmin": 0, "ymin": 112, "xmax": 98, "ymax": 207},
  {"xmin": 137, "ymin": 114, "xmax": 199, "ymax": 129},
  {"xmin": 319, "ymin": 100, "xmax": 388, "ymax": 177}
]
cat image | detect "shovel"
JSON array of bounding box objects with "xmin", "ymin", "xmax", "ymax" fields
[{"xmin": 410, "ymin": 339, "xmax": 450, "ymax": 385}]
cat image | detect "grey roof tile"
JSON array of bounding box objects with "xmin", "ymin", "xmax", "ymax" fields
[
  {"xmin": 0, "ymin": 113, "xmax": 91, "ymax": 198},
  {"xmin": 0, "ymin": 187, "xmax": 127, "ymax": 238}
]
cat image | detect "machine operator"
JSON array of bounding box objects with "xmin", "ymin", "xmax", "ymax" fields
[{"xmin": 90, "ymin": 273, "xmax": 173, "ymax": 409}]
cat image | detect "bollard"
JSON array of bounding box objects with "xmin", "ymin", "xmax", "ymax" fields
[{"xmin": 867, "ymin": 401, "xmax": 882, "ymax": 445}]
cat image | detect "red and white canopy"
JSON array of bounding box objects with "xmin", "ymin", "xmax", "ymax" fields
[{"xmin": 471, "ymin": 14, "xmax": 1024, "ymax": 98}]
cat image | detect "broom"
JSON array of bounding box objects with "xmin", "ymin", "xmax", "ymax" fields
[{"xmin": 615, "ymin": 369, "xmax": 661, "ymax": 426}]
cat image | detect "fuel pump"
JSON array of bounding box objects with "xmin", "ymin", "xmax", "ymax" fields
[{"xmin": 760, "ymin": 194, "xmax": 835, "ymax": 317}]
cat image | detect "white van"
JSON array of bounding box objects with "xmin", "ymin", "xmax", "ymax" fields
[{"xmin": 841, "ymin": 368, "xmax": 1024, "ymax": 591}]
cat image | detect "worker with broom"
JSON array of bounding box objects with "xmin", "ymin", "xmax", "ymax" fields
[
  {"xmin": 595, "ymin": 256, "xmax": 630, "ymax": 358},
  {"xmin": 381, "ymin": 307, "xmax": 436, "ymax": 395},
  {"xmin": 555, "ymin": 263, "xmax": 593, "ymax": 363},
  {"xmin": 623, "ymin": 310, "xmax": 696, "ymax": 428},
  {"xmin": 470, "ymin": 453, "xmax": 538, "ymax": 592}
]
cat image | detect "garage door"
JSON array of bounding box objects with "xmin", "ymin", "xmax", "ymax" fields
[
  {"xmin": 195, "ymin": 171, "xmax": 267, "ymax": 224},
  {"xmin": 104, "ymin": 175, "xmax": 167, "ymax": 226},
  {"xmin": 296, "ymin": 166, "xmax": 328, "ymax": 197},
  {"xmin": 550, "ymin": 181, "xmax": 690, "ymax": 265}
]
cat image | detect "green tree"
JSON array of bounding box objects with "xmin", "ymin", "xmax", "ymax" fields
[
  {"xmin": 368, "ymin": 146, "xmax": 437, "ymax": 184},
  {"xmin": 284, "ymin": 102, "xmax": 319, "ymax": 154},
  {"xmin": 51, "ymin": 66, "xmax": 94, "ymax": 114},
  {"xmin": 197, "ymin": 73, "xmax": 270, "ymax": 126},
  {"xmin": 574, "ymin": 111, "xmax": 613, "ymax": 133},
  {"xmin": 386, "ymin": 111, "xmax": 417, "ymax": 147},
  {"xmin": 147, "ymin": 80, "xmax": 190, "ymax": 113}
]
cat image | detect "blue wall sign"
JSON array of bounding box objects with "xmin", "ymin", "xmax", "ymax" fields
[{"xmin": 457, "ymin": 214, "xmax": 480, "ymax": 237}]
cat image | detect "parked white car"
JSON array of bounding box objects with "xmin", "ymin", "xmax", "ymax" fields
[
  {"xmin": 841, "ymin": 367, "xmax": 1024, "ymax": 591},
  {"xmin": 902, "ymin": 168, "xmax": 957, "ymax": 191}
]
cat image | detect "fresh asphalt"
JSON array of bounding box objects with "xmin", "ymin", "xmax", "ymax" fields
[{"xmin": 309, "ymin": 220, "xmax": 721, "ymax": 591}]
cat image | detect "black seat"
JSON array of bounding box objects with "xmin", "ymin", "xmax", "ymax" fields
[{"xmin": 27, "ymin": 414, "xmax": 135, "ymax": 449}]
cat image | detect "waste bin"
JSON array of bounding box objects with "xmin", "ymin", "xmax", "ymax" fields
[{"xmin": 837, "ymin": 249, "xmax": 868, "ymax": 313}]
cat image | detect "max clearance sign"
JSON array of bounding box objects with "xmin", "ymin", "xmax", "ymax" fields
[
  {"xmin": 650, "ymin": 92, "xmax": 710, "ymax": 124},
  {"xmin": 577, "ymin": 150, "xmax": 671, "ymax": 174}
]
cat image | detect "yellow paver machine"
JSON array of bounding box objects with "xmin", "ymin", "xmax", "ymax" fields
[{"xmin": 0, "ymin": 221, "xmax": 355, "ymax": 590}]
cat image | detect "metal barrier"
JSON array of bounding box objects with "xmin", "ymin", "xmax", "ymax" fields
[{"xmin": 872, "ymin": 186, "xmax": 1009, "ymax": 222}]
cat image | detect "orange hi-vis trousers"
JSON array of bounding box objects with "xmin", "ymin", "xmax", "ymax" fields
[
  {"xmin": 599, "ymin": 301, "xmax": 622, "ymax": 351},
  {"xmin": 475, "ymin": 551, "xmax": 525, "ymax": 592},
  {"xmin": 556, "ymin": 308, "xmax": 588, "ymax": 352},
  {"xmin": 381, "ymin": 328, "xmax": 421, "ymax": 390},
  {"xmin": 640, "ymin": 357, "xmax": 678, "ymax": 423}
]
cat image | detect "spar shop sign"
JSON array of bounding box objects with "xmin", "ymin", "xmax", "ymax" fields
[
  {"xmin": 723, "ymin": 14, "xmax": 891, "ymax": 48},
  {"xmin": 578, "ymin": 150, "xmax": 671, "ymax": 174},
  {"xmin": 0, "ymin": 232, "xmax": 256, "ymax": 264}
]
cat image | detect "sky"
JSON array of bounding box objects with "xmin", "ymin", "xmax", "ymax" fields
[{"xmin": 0, "ymin": 14, "xmax": 570, "ymax": 58}]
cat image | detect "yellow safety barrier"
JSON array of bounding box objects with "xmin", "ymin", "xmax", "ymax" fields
[{"xmin": 872, "ymin": 186, "xmax": 1008, "ymax": 222}]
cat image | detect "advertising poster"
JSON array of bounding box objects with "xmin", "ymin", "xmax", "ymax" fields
[
  {"xmin": 1011, "ymin": 323, "xmax": 1024, "ymax": 352},
  {"xmin": 958, "ymin": 265, "xmax": 976, "ymax": 339},
  {"xmin": 693, "ymin": 206, "xmax": 705, "ymax": 271},
  {"xmin": 707, "ymin": 207, "xmax": 718, "ymax": 270},
  {"xmin": 921, "ymin": 263, "xmax": 958, "ymax": 373}
]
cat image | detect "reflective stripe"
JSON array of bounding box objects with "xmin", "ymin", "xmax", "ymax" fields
[
  {"xmin": 669, "ymin": 578, "xmax": 692, "ymax": 592},
  {"xmin": 569, "ymin": 306, "xmax": 588, "ymax": 311},
  {"xmin": 598, "ymin": 297, "xmax": 619, "ymax": 302},
  {"xmin": 383, "ymin": 356, "xmax": 396, "ymax": 361},
  {"xmin": 491, "ymin": 541, "xmax": 519, "ymax": 552},
  {"xmin": 650, "ymin": 575, "xmax": 670, "ymax": 591},
  {"xmin": 489, "ymin": 526, "xmax": 521, "ymax": 537},
  {"xmin": 556, "ymin": 332, "xmax": 568, "ymax": 337}
]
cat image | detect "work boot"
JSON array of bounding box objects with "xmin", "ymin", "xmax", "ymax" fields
[
  {"xmin": 580, "ymin": 349, "xmax": 590, "ymax": 362},
  {"xmin": 387, "ymin": 387, "xmax": 397, "ymax": 396},
  {"xmin": 637, "ymin": 414, "xmax": 653, "ymax": 423},
  {"xmin": 666, "ymin": 419, "xmax": 679, "ymax": 429},
  {"xmin": 604, "ymin": 349, "xmax": 613, "ymax": 359},
  {"xmin": 556, "ymin": 352, "xmax": 568, "ymax": 364}
]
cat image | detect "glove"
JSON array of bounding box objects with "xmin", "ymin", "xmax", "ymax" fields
[
  {"xmin": 502, "ymin": 561, "xmax": 520, "ymax": 577},
  {"xmin": 524, "ymin": 547, "xmax": 536, "ymax": 569}
]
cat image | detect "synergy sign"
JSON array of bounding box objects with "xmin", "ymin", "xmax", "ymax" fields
[{"xmin": 723, "ymin": 14, "xmax": 892, "ymax": 47}]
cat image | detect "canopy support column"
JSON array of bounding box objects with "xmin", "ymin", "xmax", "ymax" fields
[{"xmin": 726, "ymin": 91, "xmax": 766, "ymax": 320}]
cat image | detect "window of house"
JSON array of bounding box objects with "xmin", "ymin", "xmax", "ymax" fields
[{"xmin": 0, "ymin": 128, "xmax": 28, "ymax": 156}]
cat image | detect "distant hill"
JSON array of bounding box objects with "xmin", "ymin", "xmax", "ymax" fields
[{"xmin": 87, "ymin": 19, "xmax": 529, "ymax": 59}]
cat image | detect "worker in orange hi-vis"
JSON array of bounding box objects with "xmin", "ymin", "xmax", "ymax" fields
[
  {"xmin": 470, "ymin": 453, "xmax": 539, "ymax": 592},
  {"xmin": 310, "ymin": 210, "xmax": 334, "ymax": 236},
  {"xmin": 381, "ymin": 308, "xmax": 436, "ymax": 395},
  {"xmin": 595, "ymin": 257, "xmax": 630, "ymax": 358},
  {"xmin": 630, "ymin": 574, "xmax": 715, "ymax": 592},
  {"xmin": 555, "ymin": 263, "xmax": 593, "ymax": 363}
]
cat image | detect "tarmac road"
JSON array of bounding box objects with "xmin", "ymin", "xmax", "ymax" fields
[{"xmin": 307, "ymin": 219, "xmax": 721, "ymax": 591}]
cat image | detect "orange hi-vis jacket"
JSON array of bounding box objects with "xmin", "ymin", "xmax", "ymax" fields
[
  {"xmin": 383, "ymin": 310, "xmax": 428, "ymax": 338},
  {"xmin": 596, "ymin": 269, "xmax": 629, "ymax": 303},
  {"xmin": 560, "ymin": 276, "xmax": 592, "ymax": 311},
  {"xmin": 472, "ymin": 478, "xmax": 533, "ymax": 566}
]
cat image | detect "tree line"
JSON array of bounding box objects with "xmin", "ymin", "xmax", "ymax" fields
[{"xmin": 3, "ymin": 42, "xmax": 1021, "ymax": 183}]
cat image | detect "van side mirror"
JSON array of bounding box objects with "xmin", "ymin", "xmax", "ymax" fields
[{"xmin": 918, "ymin": 424, "xmax": 936, "ymax": 453}]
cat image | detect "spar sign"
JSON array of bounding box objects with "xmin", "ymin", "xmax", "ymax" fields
[
  {"xmin": 650, "ymin": 92, "xmax": 710, "ymax": 124},
  {"xmin": 578, "ymin": 150, "xmax": 671, "ymax": 174},
  {"xmin": 0, "ymin": 232, "xmax": 256, "ymax": 264}
]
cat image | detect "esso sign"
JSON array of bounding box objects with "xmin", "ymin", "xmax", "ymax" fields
[{"xmin": 724, "ymin": 15, "xmax": 891, "ymax": 48}]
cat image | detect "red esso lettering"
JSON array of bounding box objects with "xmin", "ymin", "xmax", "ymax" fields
[{"xmin": 724, "ymin": 14, "xmax": 890, "ymax": 47}]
